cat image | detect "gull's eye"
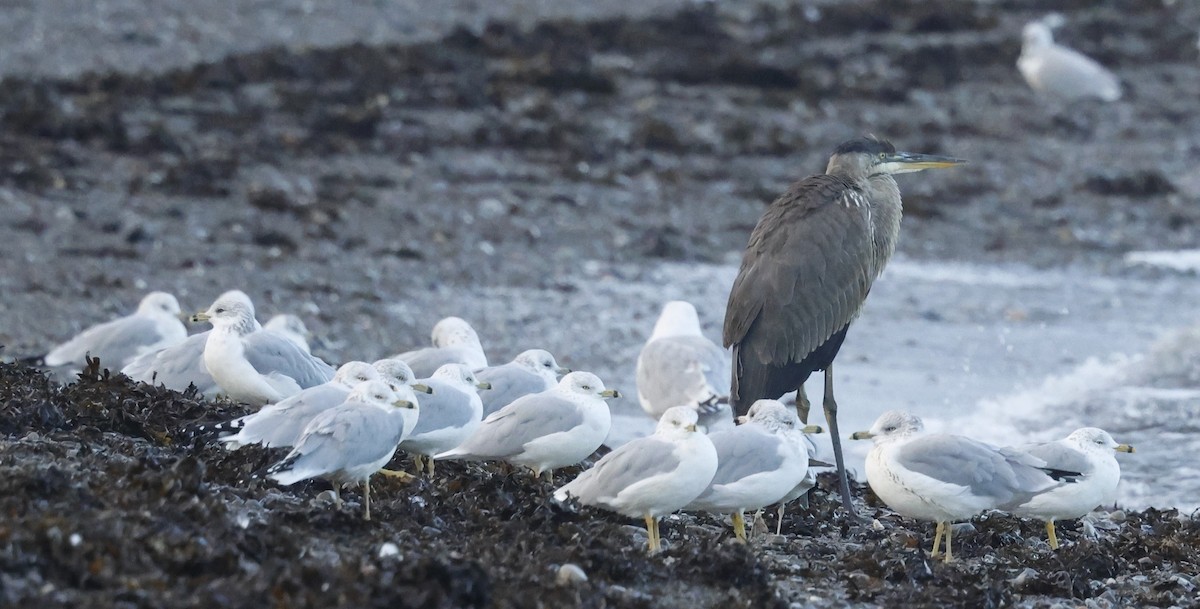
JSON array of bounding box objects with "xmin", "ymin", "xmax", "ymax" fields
[
  {"xmin": 216, "ymin": 308, "xmax": 225, "ymax": 314},
  {"xmin": 581, "ymin": 385, "xmax": 591, "ymax": 391},
  {"xmin": 884, "ymin": 425, "xmax": 897, "ymax": 432}
]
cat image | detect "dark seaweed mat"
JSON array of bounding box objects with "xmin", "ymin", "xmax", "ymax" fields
[{"xmin": 3, "ymin": 360, "xmax": 1199, "ymax": 608}]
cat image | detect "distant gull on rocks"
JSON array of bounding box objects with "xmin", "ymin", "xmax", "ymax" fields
[
  {"xmin": 1011, "ymin": 427, "xmax": 1134, "ymax": 549},
  {"xmin": 436, "ymin": 371, "xmax": 618, "ymax": 480},
  {"xmin": 192, "ymin": 290, "xmax": 335, "ymax": 406},
  {"xmin": 267, "ymin": 380, "xmax": 420, "ymax": 520},
  {"xmin": 555, "ymin": 406, "xmax": 718, "ymax": 554},
  {"xmin": 852, "ymin": 410, "xmax": 1078, "ymax": 562},
  {"xmin": 391, "ymin": 316, "xmax": 488, "ymax": 377},
  {"xmin": 475, "ymin": 349, "xmax": 569, "ymax": 417},
  {"xmin": 636, "ymin": 301, "xmax": 733, "ymax": 433},
  {"xmin": 1018, "ymin": 19, "xmax": 1121, "ymax": 102},
  {"xmin": 44, "ymin": 291, "xmax": 187, "ymax": 370}
]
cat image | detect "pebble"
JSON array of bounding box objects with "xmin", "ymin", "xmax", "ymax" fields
[
  {"xmin": 378, "ymin": 542, "xmax": 401, "ymax": 559},
  {"xmin": 556, "ymin": 563, "xmax": 588, "ymax": 586}
]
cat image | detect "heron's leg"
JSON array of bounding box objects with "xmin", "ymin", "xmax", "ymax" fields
[
  {"xmin": 823, "ymin": 364, "xmax": 856, "ymax": 517},
  {"xmin": 732, "ymin": 510, "xmax": 746, "ymax": 542},
  {"xmin": 795, "ymin": 385, "xmax": 811, "ymax": 424},
  {"xmin": 364, "ymin": 477, "xmax": 372, "ymax": 521},
  {"xmin": 930, "ymin": 522, "xmax": 945, "ymax": 557},
  {"xmin": 1046, "ymin": 520, "xmax": 1059, "ymax": 550},
  {"xmin": 944, "ymin": 522, "xmax": 954, "ymax": 563},
  {"xmin": 776, "ymin": 503, "xmax": 786, "ymax": 536}
]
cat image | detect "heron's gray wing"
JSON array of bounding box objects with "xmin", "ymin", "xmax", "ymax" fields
[
  {"xmin": 451, "ymin": 394, "xmax": 584, "ymax": 458},
  {"xmin": 234, "ymin": 383, "xmax": 351, "ymax": 448},
  {"xmin": 408, "ymin": 381, "xmax": 475, "ymax": 437},
  {"xmin": 272, "ymin": 404, "xmax": 399, "ymax": 483},
  {"xmin": 477, "ymin": 364, "xmax": 547, "ymax": 417},
  {"xmin": 45, "ymin": 315, "xmax": 163, "ymax": 368},
  {"xmin": 706, "ymin": 426, "xmax": 786, "ymax": 487},
  {"xmin": 122, "ymin": 332, "xmax": 218, "ymax": 394},
  {"xmin": 637, "ymin": 336, "xmax": 731, "ymax": 414},
  {"xmin": 244, "ymin": 330, "xmax": 335, "ymax": 388},
  {"xmin": 1020, "ymin": 441, "xmax": 1093, "ymax": 477},
  {"xmin": 558, "ymin": 437, "xmax": 680, "ymax": 505},
  {"xmin": 896, "ymin": 435, "xmax": 1057, "ymax": 505},
  {"xmin": 723, "ymin": 174, "xmax": 875, "ymax": 364},
  {"xmin": 393, "ymin": 347, "xmax": 458, "ymax": 378}
]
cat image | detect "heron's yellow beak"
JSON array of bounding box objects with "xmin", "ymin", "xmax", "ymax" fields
[
  {"xmin": 882, "ymin": 152, "xmax": 967, "ymax": 173},
  {"xmin": 1115, "ymin": 444, "xmax": 1135, "ymax": 453},
  {"xmin": 412, "ymin": 383, "xmax": 433, "ymax": 394},
  {"xmin": 850, "ymin": 431, "xmax": 874, "ymax": 440},
  {"xmin": 600, "ymin": 389, "xmax": 620, "ymax": 399}
]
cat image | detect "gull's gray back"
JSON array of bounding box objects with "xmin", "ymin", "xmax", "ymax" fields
[
  {"xmin": 637, "ymin": 335, "xmax": 731, "ymax": 415},
  {"xmin": 123, "ymin": 332, "xmax": 218, "ymax": 395},
  {"xmin": 407, "ymin": 379, "xmax": 476, "ymax": 437},
  {"xmin": 560, "ymin": 437, "xmax": 680, "ymax": 505},
  {"xmin": 456, "ymin": 393, "xmax": 584, "ymax": 458},
  {"xmin": 896, "ymin": 435, "xmax": 1061, "ymax": 508},
  {"xmin": 244, "ymin": 330, "xmax": 335, "ymax": 388},
  {"xmin": 477, "ymin": 363, "xmax": 550, "ymax": 417}
]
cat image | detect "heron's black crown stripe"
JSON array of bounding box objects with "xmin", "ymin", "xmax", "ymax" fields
[{"xmin": 833, "ymin": 136, "xmax": 895, "ymax": 156}]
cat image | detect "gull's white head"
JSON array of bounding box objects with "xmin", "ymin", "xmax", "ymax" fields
[
  {"xmin": 557, "ymin": 371, "xmax": 620, "ymax": 399},
  {"xmin": 346, "ymin": 379, "xmax": 399, "ymax": 407},
  {"xmin": 137, "ymin": 291, "xmax": 183, "ymax": 317},
  {"xmin": 333, "ymin": 361, "xmax": 381, "ymax": 388},
  {"xmin": 744, "ymin": 399, "xmax": 799, "ymax": 430},
  {"xmin": 851, "ymin": 410, "xmax": 924, "ymax": 444},
  {"xmin": 516, "ymin": 349, "xmax": 569, "ymax": 379},
  {"xmin": 431, "ymin": 317, "xmax": 482, "ymax": 348},
  {"xmin": 655, "ymin": 405, "xmax": 701, "ymax": 437},
  {"xmin": 650, "ymin": 301, "xmax": 703, "ymax": 340},
  {"xmin": 432, "ymin": 363, "xmax": 491, "ymax": 391},
  {"xmin": 265, "ymin": 314, "xmax": 309, "ymax": 338},
  {"xmin": 1067, "ymin": 427, "xmax": 1135, "ymax": 454},
  {"xmin": 373, "ymin": 359, "xmax": 434, "ymax": 395},
  {"xmin": 1022, "ymin": 21, "xmax": 1055, "ymax": 52},
  {"xmin": 194, "ymin": 290, "xmax": 257, "ymax": 335}
]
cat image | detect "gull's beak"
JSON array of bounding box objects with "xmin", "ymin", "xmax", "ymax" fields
[
  {"xmin": 801, "ymin": 424, "xmax": 824, "ymax": 434},
  {"xmin": 880, "ymin": 151, "xmax": 967, "ymax": 174},
  {"xmin": 412, "ymin": 383, "xmax": 433, "ymax": 394},
  {"xmin": 556, "ymin": 367, "xmax": 572, "ymax": 376},
  {"xmin": 600, "ymin": 389, "xmax": 620, "ymax": 399},
  {"xmin": 394, "ymin": 399, "xmax": 415, "ymax": 409},
  {"xmin": 735, "ymin": 415, "xmax": 749, "ymax": 425},
  {"xmin": 850, "ymin": 430, "xmax": 874, "ymax": 440},
  {"xmin": 476, "ymin": 381, "xmax": 492, "ymax": 390},
  {"xmin": 685, "ymin": 424, "xmax": 698, "ymax": 432},
  {"xmin": 1115, "ymin": 443, "xmax": 1135, "ymax": 453},
  {"xmin": 191, "ymin": 311, "xmax": 211, "ymax": 323}
]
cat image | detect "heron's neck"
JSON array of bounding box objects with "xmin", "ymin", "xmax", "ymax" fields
[{"xmin": 864, "ymin": 174, "xmax": 903, "ymax": 274}]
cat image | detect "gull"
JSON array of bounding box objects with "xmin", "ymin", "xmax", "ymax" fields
[
  {"xmin": 475, "ymin": 349, "xmax": 569, "ymax": 417},
  {"xmin": 554, "ymin": 406, "xmax": 718, "ymax": 554},
  {"xmin": 391, "ymin": 316, "xmax": 488, "ymax": 377},
  {"xmin": 122, "ymin": 331, "xmax": 219, "ymax": 396},
  {"xmin": 1011, "ymin": 428, "xmax": 1134, "ymax": 549},
  {"xmin": 397, "ymin": 363, "xmax": 489, "ymax": 475},
  {"xmin": 206, "ymin": 361, "xmax": 381, "ymax": 450},
  {"xmin": 192, "ymin": 290, "xmax": 335, "ymax": 406},
  {"xmin": 687, "ymin": 399, "xmax": 819, "ymax": 541},
  {"xmin": 435, "ymin": 371, "xmax": 619, "ymax": 480},
  {"xmin": 851, "ymin": 410, "xmax": 1078, "ymax": 562},
  {"xmin": 371, "ymin": 358, "xmax": 433, "ymax": 395},
  {"xmin": 267, "ymin": 380, "xmax": 420, "ymax": 520},
  {"xmin": 1018, "ymin": 20, "xmax": 1121, "ymax": 102},
  {"xmin": 44, "ymin": 291, "xmax": 187, "ymax": 370},
  {"xmin": 264, "ymin": 314, "xmax": 312, "ymax": 354},
  {"xmin": 636, "ymin": 301, "xmax": 734, "ymax": 433}
]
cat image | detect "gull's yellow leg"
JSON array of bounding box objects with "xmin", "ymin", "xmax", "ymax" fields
[
  {"xmin": 944, "ymin": 522, "xmax": 954, "ymax": 563},
  {"xmin": 542, "ymin": 469, "xmax": 553, "ymax": 483},
  {"xmin": 378, "ymin": 468, "xmax": 415, "ymax": 481},
  {"xmin": 411, "ymin": 455, "xmax": 424, "ymax": 475},
  {"xmin": 930, "ymin": 522, "xmax": 945, "ymax": 557},
  {"xmin": 776, "ymin": 504, "xmax": 786, "ymax": 536},
  {"xmin": 1046, "ymin": 521, "xmax": 1059, "ymax": 550},
  {"xmin": 364, "ymin": 477, "xmax": 372, "ymax": 521},
  {"xmin": 644, "ymin": 515, "xmax": 659, "ymax": 554},
  {"xmin": 426, "ymin": 457, "xmax": 436, "ymax": 476},
  {"xmin": 653, "ymin": 517, "xmax": 661, "ymax": 553},
  {"xmin": 732, "ymin": 510, "xmax": 747, "ymax": 542}
]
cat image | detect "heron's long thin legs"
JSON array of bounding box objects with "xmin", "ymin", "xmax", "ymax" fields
[
  {"xmin": 796, "ymin": 385, "xmax": 811, "ymax": 424},
  {"xmin": 823, "ymin": 364, "xmax": 856, "ymax": 517}
]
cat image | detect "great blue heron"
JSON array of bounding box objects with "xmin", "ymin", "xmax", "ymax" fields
[{"xmin": 722, "ymin": 136, "xmax": 965, "ymax": 514}]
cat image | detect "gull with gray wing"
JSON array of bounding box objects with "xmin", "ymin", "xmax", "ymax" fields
[
  {"xmin": 476, "ymin": 349, "xmax": 568, "ymax": 417},
  {"xmin": 398, "ymin": 363, "xmax": 489, "ymax": 475},
  {"xmin": 391, "ymin": 316, "xmax": 488, "ymax": 377},
  {"xmin": 45, "ymin": 291, "xmax": 187, "ymax": 371},
  {"xmin": 637, "ymin": 301, "xmax": 733, "ymax": 433}
]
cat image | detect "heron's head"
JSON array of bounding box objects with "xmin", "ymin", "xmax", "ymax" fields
[{"xmin": 826, "ymin": 136, "xmax": 965, "ymax": 179}]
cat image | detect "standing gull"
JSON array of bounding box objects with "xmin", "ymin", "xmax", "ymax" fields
[
  {"xmin": 436, "ymin": 371, "xmax": 619, "ymax": 480},
  {"xmin": 723, "ymin": 137, "xmax": 964, "ymax": 514},
  {"xmin": 192, "ymin": 291, "xmax": 335, "ymax": 406},
  {"xmin": 267, "ymin": 380, "xmax": 420, "ymax": 521},
  {"xmin": 637, "ymin": 301, "xmax": 734, "ymax": 432},
  {"xmin": 398, "ymin": 363, "xmax": 489, "ymax": 475},
  {"xmin": 851, "ymin": 410, "xmax": 1076, "ymax": 562},
  {"xmin": 1018, "ymin": 20, "xmax": 1122, "ymax": 102},
  {"xmin": 1011, "ymin": 428, "xmax": 1134, "ymax": 549},
  {"xmin": 391, "ymin": 317, "xmax": 488, "ymax": 377},
  {"xmin": 44, "ymin": 291, "xmax": 187, "ymax": 370},
  {"xmin": 208, "ymin": 361, "xmax": 381, "ymax": 450},
  {"xmin": 554, "ymin": 406, "xmax": 718, "ymax": 554},
  {"xmin": 686, "ymin": 400, "xmax": 818, "ymax": 541},
  {"xmin": 476, "ymin": 349, "xmax": 569, "ymax": 417}
]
